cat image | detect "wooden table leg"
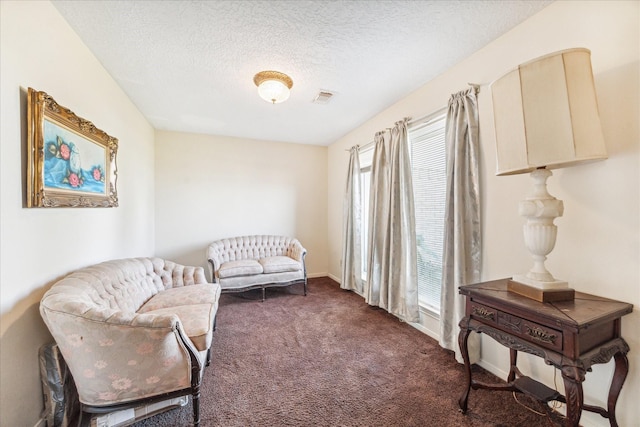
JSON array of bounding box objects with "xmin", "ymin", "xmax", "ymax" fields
[
  {"xmin": 508, "ymin": 348, "xmax": 518, "ymax": 383},
  {"xmin": 458, "ymin": 317, "xmax": 472, "ymax": 413},
  {"xmin": 607, "ymin": 352, "xmax": 628, "ymax": 427},
  {"xmin": 561, "ymin": 365, "xmax": 586, "ymax": 427}
]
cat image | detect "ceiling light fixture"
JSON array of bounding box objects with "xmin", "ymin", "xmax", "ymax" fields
[{"xmin": 253, "ymin": 70, "xmax": 293, "ymax": 104}]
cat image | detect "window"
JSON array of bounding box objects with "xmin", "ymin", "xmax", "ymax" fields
[
  {"xmin": 359, "ymin": 146, "xmax": 374, "ymax": 281},
  {"xmin": 408, "ymin": 111, "xmax": 446, "ymax": 314},
  {"xmin": 356, "ymin": 112, "xmax": 446, "ymax": 312}
]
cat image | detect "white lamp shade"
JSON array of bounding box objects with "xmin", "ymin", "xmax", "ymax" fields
[
  {"xmin": 491, "ymin": 48, "xmax": 607, "ymax": 176},
  {"xmin": 257, "ymin": 79, "xmax": 291, "ymax": 104}
]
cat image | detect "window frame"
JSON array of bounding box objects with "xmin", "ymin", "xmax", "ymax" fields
[
  {"xmin": 356, "ymin": 108, "xmax": 447, "ymax": 316},
  {"xmin": 358, "ymin": 145, "xmax": 374, "ymax": 282},
  {"xmin": 408, "ymin": 108, "xmax": 447, "ymax": 316}
]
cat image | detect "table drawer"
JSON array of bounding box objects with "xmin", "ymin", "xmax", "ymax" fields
[
  {"xmin": 468, "ymin": 299, "xmax": 564, "ymax": 352},
  {"xmin": 497, "ymin": 311, "xmax": 563, "ymax": 352},
  {"xmin": 469, "ymin": 302, "xmax": 498, "ymax": 325}
]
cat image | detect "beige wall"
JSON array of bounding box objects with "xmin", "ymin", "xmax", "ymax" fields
[
  {"xmin": 2, "ymin": 1, "xmax": 638, "ymax": 426},
  {"xmin": 0, "ymin": 2, "xmax": 156, "ymax": 426},
  {"xmin": 154, "ymin": 130, "xmax": 329, "ymax": 278},
  {"xmin": 328, "ymin": 1, "xmax": 639, "ymax": 426}
]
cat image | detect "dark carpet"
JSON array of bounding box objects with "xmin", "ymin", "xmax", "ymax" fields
[{"xmin": 133, "ymin": 277, "xmax": 561, "ymax": 427}]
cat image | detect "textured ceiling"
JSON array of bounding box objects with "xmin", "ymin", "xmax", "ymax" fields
[{"xmin": 52, "ymin": 0, "xmax": 552, "ymax": 146}]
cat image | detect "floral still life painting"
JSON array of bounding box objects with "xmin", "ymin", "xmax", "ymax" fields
[
  {"xmin": 43, "ymin": 120, "xmax": 106, "ymax": 194},
  {"xmin": 27, "ymin": 88, "xmax": 118, "ymax": 208}
]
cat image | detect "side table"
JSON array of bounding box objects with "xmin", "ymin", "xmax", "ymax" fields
[{"xmin": 457, "ymin": 278, "xmax": 633, "ymax": 427}]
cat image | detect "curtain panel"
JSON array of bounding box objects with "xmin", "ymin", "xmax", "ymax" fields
[
  {"xmin": 439, "ymin": 88, "xmax": 482, "ymax": 364},
  {"xmin": 365, "ymin": 120, "xmax": 419, "ymax": 323},
  {"xmin": 341, "ymin": 145, "xmax": 363, "ymax": 294}
]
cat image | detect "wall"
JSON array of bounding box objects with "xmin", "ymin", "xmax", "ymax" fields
[
  {"xmin": 327, "ymin": 1, "xmax": 639, "ymax": 426},
  {"xmin": 0, "ymin": 2, "xmax": 156, "ymax": 427},
  {"xmin": 154, "ymin": 130, "xmax": 328, "ymax": 278}
]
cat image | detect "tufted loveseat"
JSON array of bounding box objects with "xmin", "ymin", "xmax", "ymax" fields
[
  {"xmin": 39, "ymin": 257, "xmax": 220, "ymax": 427},
  {"xmin": 207, "ymin": 235, "xmax": 307, "ymax": 301}
]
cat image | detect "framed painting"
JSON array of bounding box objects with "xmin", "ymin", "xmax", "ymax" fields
[{"xmin": 26, "ymin": 88, "xmax": 118, "ymax": 208}]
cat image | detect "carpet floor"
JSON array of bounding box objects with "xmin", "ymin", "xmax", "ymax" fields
[{"xmin": 132, "ymin": 277, "xmax": 562, "ymax": 427}]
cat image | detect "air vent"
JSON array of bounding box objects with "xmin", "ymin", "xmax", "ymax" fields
[{"xmin": 312, "ymin": 90, "xmax": 334, "ymax": 104}]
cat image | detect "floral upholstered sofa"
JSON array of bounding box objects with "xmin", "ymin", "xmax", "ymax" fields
[
  {"xmin": 39, "ymin": 257, "xmax": 221, "ymax": 427},
  {"xmin": 207, "ymin": 235, "xmax": 307, "ymax": 301}
]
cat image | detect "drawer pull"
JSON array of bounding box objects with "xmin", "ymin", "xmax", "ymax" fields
[
  {"xmin": 526, "ymin": 325, "xmax": 556, "ymax": 344},
  {"xmin": 472, "ymin": 306, "xmax": 494, "ymax": 321}
]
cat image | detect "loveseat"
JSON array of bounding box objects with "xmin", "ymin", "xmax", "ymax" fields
[
  {"xmin": 207, "ymin": 235, "xmax": 307, "ymax": 301},
  {"xmin": 39, "ymin": 257, "xmax": 220, "ymax": 427}
]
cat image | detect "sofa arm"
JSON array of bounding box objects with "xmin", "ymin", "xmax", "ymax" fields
[
  {"xmin": 288, "ymin": 239, "xmax": 307, "ymax": 263},
  {"xmin": 206, "ymin": 245, "xmax": 223, "ymax": 283},
  {"xmin": 40, "ymin": 307, "xmax": 199, "ymax": 407}
]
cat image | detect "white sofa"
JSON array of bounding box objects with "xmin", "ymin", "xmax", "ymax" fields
[
  {"xmin": 39, "ymin": 257, "xmax": 221, "ymax": 427},
  {"xmin": 207, "ymin": 235, "xmax": 307, "ymax": 301}
]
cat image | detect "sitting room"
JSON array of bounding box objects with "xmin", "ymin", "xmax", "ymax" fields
[{"xmin": 1, "ymin": 1, "xmax": 638, "ymax": 427}]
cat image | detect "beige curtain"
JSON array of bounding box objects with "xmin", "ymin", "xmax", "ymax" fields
[
  {"xmin": 341, "ymin": 146, "xmax": 363, "ymax": 293},
  {"xmin": 439, "ymin": 88, "xmax": 481, "ymax": 364},
  {"xmin": 365, "ymin": 119, "xmax": 419, "ymax": 322}
]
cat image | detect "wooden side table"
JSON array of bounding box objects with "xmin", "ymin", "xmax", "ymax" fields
[{"xmin": 457, "ymin": 278, "xmax": 633, "ymax": 427}]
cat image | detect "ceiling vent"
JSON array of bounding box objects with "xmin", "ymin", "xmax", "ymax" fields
[{"xmin": 312, "ymin": 90, "xmax": 335, "ymax": 104}]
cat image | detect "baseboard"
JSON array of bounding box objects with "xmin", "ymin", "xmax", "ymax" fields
[
  {"xmin": 327, "ymin": 273, "xmax": 340, "ymax": 283},
  {"xmin": 408, "ymin": 320, "xmax": 439, "ymax": 341},
  {"xmin": 476, "ymin": 358, "xmax": 509, "ymax": 380},
  {"xmin": 33, "ymin": 417, "xmax": 46, "ymax": 427},
  {"xmin": 307, "ymin": 272, "xmax": 329, "ymax": 279}
]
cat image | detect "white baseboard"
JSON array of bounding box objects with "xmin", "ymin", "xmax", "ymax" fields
[
  {"xmin": 476, "ymin": 358, "xmax": 509, "ymax": 380},
  {"xmin": 408, "ymin": 320, "xmax": 439, "ymax": 341},
  {"xmin": 327, "ymin": 273, "xmax": 340, "ymax": 283},
  {"xmin": 307, "ymin": 272, "xmax": 328, "ymax": 279}
]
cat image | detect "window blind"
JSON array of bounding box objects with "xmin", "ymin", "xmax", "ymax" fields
[
  {"xmin": 409, "ymin": 113, "xmax": 446, "ymax": 313},
  {"xmin": 359, "ymin": 145, "xmax": 374, "ymax": 280}
]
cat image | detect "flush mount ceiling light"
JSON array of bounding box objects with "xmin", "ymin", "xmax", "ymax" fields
[{"xmin": 253, "ymin": 70, "xmax": 293, "ymax": 104}]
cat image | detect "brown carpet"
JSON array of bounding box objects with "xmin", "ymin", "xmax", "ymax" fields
[{"xmin": 133, "ymin": 277, "xmax": 561, "ymax": 427}]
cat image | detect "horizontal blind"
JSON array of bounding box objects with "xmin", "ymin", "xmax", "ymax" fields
[
  {"xmin": 409, "ymin": 113, "xmax": 446, "ymax": 313},
  {"xmin": 359, "ymin": 145, "xmax": 374, "ymax": 171},
  {"xmin": 359, "ymin": 145, "xmax": 374, "ymax": 280}
]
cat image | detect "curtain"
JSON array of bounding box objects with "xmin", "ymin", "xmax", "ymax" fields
[
  {"xmin": 341, "ymin": 145, "xmax": 363, "ymax": 294},
  {"xmin": 365, "ymin": 119, "xmax": 419, "ymax": 323},
  {"xmin": 439, "ymin": 88, "xmax": 481, "ymax": 364}
]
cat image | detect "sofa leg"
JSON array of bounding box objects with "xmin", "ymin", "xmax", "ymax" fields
[
  {"xmin": 261, "ymin": 286, "xmax": 266, "ymax": 302},
  {"xmin": 304, "ymin": 280, "xmax": 307, "ymax": 296},
  {"xmin": 76, "ymin": 408, "xmax": 88, "ymax": 427},
  {"xmin": 192, "ymin": 387, "xmax": 201, "ymax": 427}
]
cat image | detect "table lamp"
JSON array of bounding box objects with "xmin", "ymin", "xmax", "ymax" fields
[{"xmin": 490, "ymin": 48, "xmax": 607, "ymax": 302}]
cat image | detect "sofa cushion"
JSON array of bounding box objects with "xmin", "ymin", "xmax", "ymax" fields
[
  {"xmin": 259, "ymin": 256, "xmax": 302, "ymax": 274},
  {"xmin": 138, "ymin": 283, "xmax": 220, "ymax": 312},
  {"xmin": 143, "ymin": 304, "xmax": 216, "ymax": 351},
  {"xmin": 219, "ymin": 270, "xmax": 304, "ymax": 290},
  {"xmin": 218, "ymin": 259, "xmax": 263, "ymax": 279}
]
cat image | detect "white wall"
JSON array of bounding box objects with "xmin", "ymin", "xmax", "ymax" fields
[
  {"xmin": 0, "ymin": 2, "xmax": 156, "ymax": 426},
  {"xmin": 327, "ymin": 1, "xmax": 639, "ymax": 426},
  {"xmin": 154, "ymin": 130, "xmax": 328, "ymax": 278}
]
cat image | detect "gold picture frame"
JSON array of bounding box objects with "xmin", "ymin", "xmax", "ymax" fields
[{"xmin": 27, "ymin": 88, "xmax": 118, "ymax": 208}]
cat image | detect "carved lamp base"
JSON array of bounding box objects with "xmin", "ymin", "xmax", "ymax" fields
[{"xmin": 511, "ymin": 169, "xmax": 575, "ymax": 303}]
